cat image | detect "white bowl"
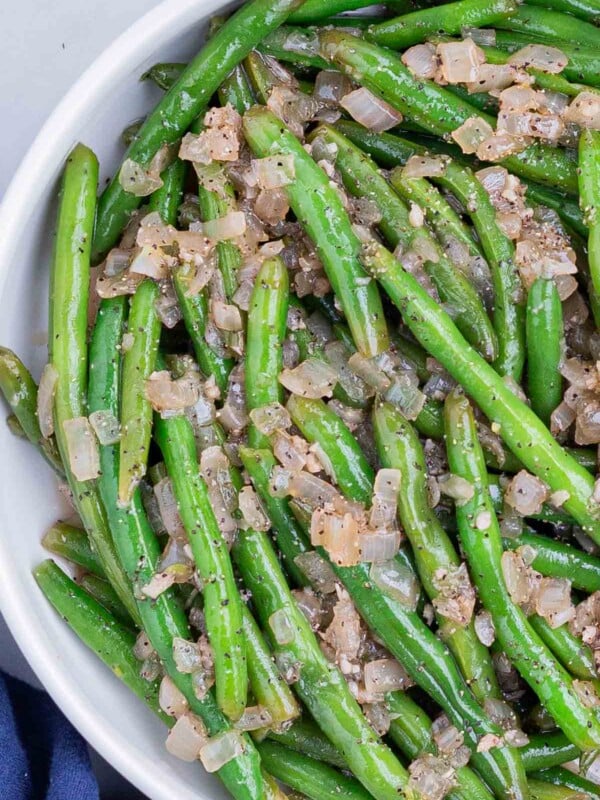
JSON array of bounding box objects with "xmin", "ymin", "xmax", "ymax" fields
[{"xmin": 0, "ymin": 2, "xmax": 239, "ymax": 797}]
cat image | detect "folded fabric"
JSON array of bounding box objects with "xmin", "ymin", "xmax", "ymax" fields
[{"xmin": 0, "ymin": 670, "xmax": 99, "ymax": 800}]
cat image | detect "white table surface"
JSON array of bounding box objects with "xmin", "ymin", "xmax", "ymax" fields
[{"xmin": 0, "ymin": 1, "xmax": 162, "ymax": 794}]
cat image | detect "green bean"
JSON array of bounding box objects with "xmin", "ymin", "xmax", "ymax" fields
[
  {"xmin": 92, "ymin": 0, "xmax": 305, "ymax": 260},
  {"xmin": 386, "ymin": 691, "xmax": 495, "ymax": 800},
  {"xmin": 526, "ymin": 278, "xmax": 563, "ymax": 426},
  {"xmin": 525, "ymin": 0, "xmax": 600, "ymax": 22},
  {"xmin": 147, "ymin": 158, "xmax": 186, "ymax": 225},
  {"xmin": 367, "ymin": 0, "xmax": 518, "ymax": 49},
  {"xmin": 117, "ymin": 280, "xmax": 161, "ymax": 506},
  {"xmin": 579, "ymin": 130, "xmax": 600, "ymax": 303},
  {"xmin": 502, "ymin": 532, "xmax": 600, "ymax": 594},
  {"xmin": 79, "ymin": 573, "xmax": 134, "ymax": 628},
  {"xmin": 523, "ymin": 184, "xmax": 587, "ymax": 240},
  {"xmin": 522, "ymin": 734, "xmax": 580, "ymax": 772},
  {"xmin": 531, "ymin": 767, "xmax": 599, "ymax": 798},
  {"xmin": 0, "ymin": 347, "xmax": 64, "ymax": 474},
  {"xmin": 360, "ymin": 239, "xmax": 600, "ymax": 542},
  {"xmin": 319, "ymin": 31, "xmax": 579, "ymax": 194},
  {"xmin": 142, "ymin": 62, "xmax": 185, "ymax": 91},
  {"xmin": 173, "ymin": 269, "xmax": 235, "ymax": 393},
  {"xmin": 444, "ymin": 388, "xmax": 600, "ymax": 751},
  {"xmin": 155, "ymin": 413, "xmax": 247, "ymax": 721},
  {"xmin": 239, "ymin": 448, "xmax": 311, "ymax": 588},
  {"xmin": 33, "ymin": 560, "xmax": 164, "ymax": 717},
  {"xmin": 243, "ymin": 607, "xmax": 300, "ymax": 730},
  {"xmin": 493, "ymin": 32, "xmax": 600, "ymax": 88},
  {"xmin": 281, "ymin": 404, "xmax": 527, "ymax": 800},
  {"xmin": 197, "ymin": 170, "xmax": 242, "ymax": 303},
  {"xmin": 529, "ymin": 780, "xmax": 594, "ymax": 800},
  {"xmin": 219, "ymin": 63, "xmax": 256, "ymax": 114},
  {"xmin": 404, "ymin": 159, "xmax": 525, "ymax": 381},
  {"xmin": 42, "ymin": 522, "xmax": 105, "ymax": 578},
  {"xmin": 287, "ymin": 0, "xmax": 387, "ymax": 24},
  {"xmin": 529, "ymin": 614, "xmax": 600, "ymax": 688},
  {"xmin": 268, "ymin": 718, "xmax": 347, "ymax": 769},
  {"xmin": 49, "ymin": 144, "xmax": 137, "ymax": 621},
  {"xmin": 373, "ymin": 401, "xmax": 501, "ymax": 703},
  {"xmin": 495, "ymin": 4, "xmax": 600, "ymax": 49},
  {"xmin": 310, "ymin": 124, "xmax": 497, "ymax": 361},
  {"xmin": 243, "ymin": 107, "xmax": 389, "ymax": 358},
  {"xmin": 257, "ymin": 741, "xmax": 372, "ymax": 800},
  {"xmin": 487, "ymin": 474, "xmax": 573, "ymax": 525},
  {"xmin": 246, "ymin": 257, "xmax": 289, "ymax": 449},
  {"xmin": 233, "ymin": 527, "xmax": 409, "ymax": 800}
]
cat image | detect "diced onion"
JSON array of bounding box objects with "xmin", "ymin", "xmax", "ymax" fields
[
  {"xmin": 279, "ymin": 359, "xmax": 337, "ymax": 399},
  {"xmin": 199, "ymin": 731, "xmax": 245, "ymax": 773},
  {"xmin": 508, "ymin": 44, "xmax": 568, "ymax": 74},
  {"xmin": 474, "ymin": 610, "xmax": 495, "ymax": 646},
  {"xmin": 402, "ymin": 155, "xmax": 447, "ymax": 179},
  {"xmin": 203, "ymin": 211, "xmax": 247, "ymax": 241},
  {"xmin": 62, "ymin": 416, "xmax": 100, "ymax": 481},
  {"xmin": 234, "ymin": 706, "xmax": 273, "ymax": 732},
  {"xmin": 370, "ymin": 560, "xmax": 419, "ymax": 610},
  {"xmin": 166, "ymin": 713, "xmax": 208, "ymax": 762},
  {"xmin": 37, "ymin": 363, "xmax": 58, "ymax": 438},
  {"xmin": 402, "ymin": 43, "xmax": 438, "ymax": 80},
  {"xmin": 172, "ymin": 637, "xmax": 204, "ymax": 674},
  {"xmin": 432, "ymin": 563, "xmax": 475, "ymax": 626},
  {"xmin": 154, "ymin": 477, "xmax": 186, "ymax": 539},
  {"xmin": 200, "ymin": 446, "xmax": 238, "ymax": 537},
  {"xmin": 564, "ymin": 91, "xmax": 600, "ymax": 130},
  {"xmin": 535, "ymin": 576, "xmax": 574, "ymax": 628},
  {"xmin": 359, "ymin": 529, "xmax": 401, "ymax": 563},
  {"xmin": 504, "ymin": 470, "xmax": 549, "ymax": 516},
  {"xmin": 159, "ymin": 675, "xmax": 188, "ymax": 718},
  {"xmin": 293, "ymin": 551, "xmax": 337, "ymax": 594},
  {"xmin": 133, "ymin": 631, "xmax": 154, "ymax": 661},
  {"xmin": 340, "ymin": 87, "xmax": 403, "ymax": 133},
  {"xmin": 211, "ymin": 300, "xmax": 243, "ymax": 332},
  {"xmin": 462, "ymin": 27, "xmax": 496, "ymax": 47},
  {"xmin": 269, "ymin": 608, "xmax": 295, "ymax": 645},
  {"xmin": 104, "ymin": 248, "xmax": 132, "ymax": 277},
  {"xmin": 88, "ymin": 410, "xmax": 120, "ymax": 445},
  {"xmin": 249, "ymin": 402, "xmax": 291, "ymax": 436},
  {"xmin": 408, "ymin": 754, "xmax": 456, "ymax": 800},
  {"xmin": 119, "ymin": 158, "xmax": 163, "ymax": 197},
  {"xmin": 466, "ymin": 63, "xmax": 515, "ymax": 94},
  {"xmin": 314, "ymin": 70, "xmax": 353, "ymax": 104},
  {"xmin": 238, "ymin": 486, "xmax": 269, "ymax": 531},
  {"xmin": 438, "ymin": 474, "xmax": 474, "ymax": 505},
  {"xmin": 437, "ymin": 38, "xmax": 484, "ymax": 84},
  {"xmin": 451, "ymin": 117, "xmax": 494, "ymax": 155},
  {"xmin": 96, "ymin": 270, "xmax": 144, "ymax": 299},
  {"xmin": 364, "ymin": 659, "xmax": 411, "ymax": 694},
  {"xmin": 145, "ymin": 370, "xmax": 201, "ymax": 414},
  {"xmin": 252, "ymin": 155, "xmax": 295, "ymax": 190}
]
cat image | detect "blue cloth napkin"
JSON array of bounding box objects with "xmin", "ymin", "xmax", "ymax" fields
[{"xmin": 0, "ymin": 671, "xmax": 99, "ymax": 799}]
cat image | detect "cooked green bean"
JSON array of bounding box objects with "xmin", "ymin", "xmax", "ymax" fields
[
  {"xmin": 49, "ymin": 144, "xmax": 137, "ymax": 621},
  {"xmin": 246, "ymin": 257, "xmax": 289, "ymax": 448},
  {"xmin": 118, "ymin": 280, "xmax": 161, "ymax": 506},
  {"xmin": 233, "ymin": 527, "xmax": 410, "ymax": 800},
  {"xmin": 256, "ymin": 741, "xmax": 372, "ymax": 800},
  {"xmin": 399, "ymin": 159, "xmax": 525, "ymax": 381},
  {"xmin": 243, "ymin": 107, "xmax": 389, "ymax": 358},
  {"xmin": 287, "ymin": 0, "xmax": 388, "ymax": 24},
  {"xmin": 310, "ymin": 124, "xmax": 497, "ymax": 361},
  {"xmin": 502, "ymin": 532, "xmax": 600, "ymax": 594},
  {"xmin": 530, "ymin": 767, "xmax": 599, "ymax": 798},
  {"xmin": 320, "ymin": 31, "xmax": 579, "ymax": 194},
  {"xmin": 444, "ymin": 388, "xmax": 600, "ymax": 751},
  {"xmin": 525, "ymin": 0, "xmax": 600, "ymax": 22},
  {"xmin": 142, "ymin": 62, "xmax": 185, "ymax": 91},
  {"xmin": 42, "ymin": 522, "xmax": 105, "ymax": 578},
  {"xmin": 579, "ymin": 130, "xmax": 600, "ymax": 303},
  {"xmin": 147, "ymin": 157, "xmax": 186, "ymax": 224},
  {"xmin": 198, "ymin": 180, "xmax": 242, "ymax": 304},
  {"xmin": 360, "ymin": 239, "xmax": 600, "ymax": 543},
  {"xmin": 529, "ymin": 779, "xmax": 595, "ymax": 800},
  {"xmin": 495, "ymin": 3, "xmax": 600, "ymax": 48},
  {"xmin": 34, "ymin": 560, "xmax": 164, "ymax": 717},
  {"xmin": 373, "ymin": 401, "xmax": 501, "ymax": 703},
  {"xmin": 0, "ymin": 347, "xmax": 63, "ymax": 474},
  {"xmin": 522, "ymin": 734, "xmax": 580, "ymax": 772},
  {"xmin": 528, "ymin": 615, "xmax": 600, "ymax": 686},
  {"xmin": 79, "ymin": 573, "xmax": 134, "ymax": 629},
  {"xmin": 155, "ymin": 412, "xmax": 247, "ymax": 721},
  {"xmin": 367, "ymin": 0, "xmax": 518, "ymax": 49},
  {"xmin": 268, "ymin": 718, "xmax": 347, "ymax": 769},
  {"xmin": 526, "ymin": 278, "xmax": 563, "ymax": 426}
]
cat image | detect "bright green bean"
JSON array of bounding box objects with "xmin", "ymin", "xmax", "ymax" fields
[
  {"xmin": 310, "ymin": 124, "xmax": 497, "ymax": 361},
  {"xmin": 155, "ymin": 412, "xmax": 247, "ymax": 721},
  {"xmin": 529, "ymin": 779, "xmax": 595, "ymax": 800},
  {"xmin": 198, "ymin": 177, "xmax": 242, "ymax": 304},
  {"xmin": 528, "ymin": 615, "xmax": 600, "ymax": 685},
  {"xmin": 522, "ymin": 733, "xmax": 580, "ymax": 772},
  {"xmin": 147, "ymin": 158, "xmax": 186, "ymax": 225},
  {"xmin": 79, "ymin": 573, "xmax": 134, "ymax": 628},
  {"xmin": 49, "ymin": 144, "xmax": 137, "ymax": 621},
  {"xmin": 42, "ymin": 522, "xmax": 105, "ymax": 578},
  {"xmin": 0, "ymin": 347, "xmax": 63, "ymax": 474},
  {"xmin": 34, "ymin": 560, "xmax": 164, "ymax": 718},
  {"xmin": 142, "ymin": 62, "xmax": 185, "ymax": 90},
  {"xmin": 579, "ymin": 130, "xmax": 600, "ymax": 302},
  {"xmin": 525, "ymin": 0, "xmax": 600, "ymax": 22},
  {"xmin": 360, "ymin": 239, "xmax": 600, "ymax": 543},
  {"xmin": 502, "ymin": 532, "xmax": 600, "ymax": 594},
  {"xmin": 118, "ymin": 280, "xmax": 161, "ymax": 506},
  {"xmin": 257, "ymin": 741, "xmax": 372, "ymax": 800},
  {"xmin": 373, "ymin": 401, "xmax": 501, "ymax": 703},
  {"xmin": 92, "ymin": 0, "xmax": 305, "ymax": 260},
  {"xmin": 368, "ymin": 0, "xmax": 518, "ymax": 49},
  {"xmin": 268, "ymin": 718, "xmax": 347, "ymax": 769},
  {"xmin": 246, "ymin": 257, "xmax": 289, "ymax": 449},
  {"xmin": 243, "ymin": 106, "xmax": 389, "ymax": 358},
  {"xmin": 526, "ymin": 278, "xmax": 563, "ymax": 426},
  {"xmin": 233, "ymin": 527, "xmax": 409, "ymax": 800},
  {"xmin": 531, "ymin": 767, "xmax": 599, "ymax": 798},
  {"xmin": 320, "ymin": 31, "xmax": 579, "ymax": 194},
  {"xmin": 287, "ymin": 0, "xmax": 388, "ymax": 24},
  {"xmin": 444, "ymin": 388, "xmax": 600, "ymax": 751},
  {"xmin": 495, "ymin": 4, "xmax": 600, "ymax": 48}
]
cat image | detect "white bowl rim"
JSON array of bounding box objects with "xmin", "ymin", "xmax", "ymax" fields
[{"xmin": 0, "ymin": 1, "xmax": 232, "ymax": 797}]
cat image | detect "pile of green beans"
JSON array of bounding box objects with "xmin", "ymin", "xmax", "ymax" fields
[{"xmin": 4, "ymin": 1, "xmax": 600, "ymax": 799}]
